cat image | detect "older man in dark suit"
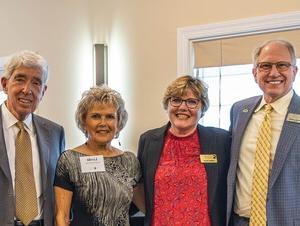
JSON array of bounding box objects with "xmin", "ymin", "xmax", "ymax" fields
[
  {"xmin": 0, "ymin": 50, "xmax": 65, "ymax": 226},
  {"xmin": 227, "ymin": 40, "xmax": 300, "ymax": 226}
]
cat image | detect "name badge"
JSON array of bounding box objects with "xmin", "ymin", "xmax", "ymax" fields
[
  {"xmin": 200, "ymin": 154, "xmax": 218, "ymax": 163},
  {"xmin": 80, "ymin": 155, "xmax": 105, "ymax": 173},
  {"xmin": 286, "ymin": 113, "xmax": 300, "ymax": 123}
]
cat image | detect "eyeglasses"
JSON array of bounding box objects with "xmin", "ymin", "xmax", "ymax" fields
[
  {"xmin": 169, "ymin": 97, "xmax": 200, "ymax": 109},
  {"xmin": 256, "ymin": 61, "xmax": 294, "ymax": 73}
]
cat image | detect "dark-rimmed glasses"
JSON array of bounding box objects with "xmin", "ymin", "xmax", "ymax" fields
[
  {"xmin": 256, "ymin": 61, "xmax": 294, "ymax": 73},
  {"xmin": 169, "ymin": 97, "xmax": 200, "ymax": 109}
]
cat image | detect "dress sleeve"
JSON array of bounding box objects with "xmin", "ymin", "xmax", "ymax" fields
[
  {"xmin": 133, "ymin": 157, "xmax": 142, "ymax": 186},
  {"xmin": 126, "ymin": 152, "xmax": 142, "ymax": 187},
  {"xmin": 54, "ymin": 151, "xmax": 74, "ymax": 191}
]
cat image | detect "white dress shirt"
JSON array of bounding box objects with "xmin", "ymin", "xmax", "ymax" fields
[
  {"xmin": 234, "ymin": 90, "xmax": 293, "ymax": 217},
  {"xmin": 1, "ymin": 103, "xmax": 43, "ymax": 219}
]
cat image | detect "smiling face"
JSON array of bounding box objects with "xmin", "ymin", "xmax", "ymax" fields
[
  {"xmin": 84, "ymin": 103, "xmax": 119, "ymax": 147},
  {"xmin": 253, "ymin": 42, "xmax": 298, "ymax": 103},
  {"xmin": 167, "ymin": 88, "xmax": 202, "ymax": 136},
  {"xmin": 1, "ymin": 65, "xmax": 47, "ymax": 121}
]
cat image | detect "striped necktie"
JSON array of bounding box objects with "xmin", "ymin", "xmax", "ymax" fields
[{"xmin": 250, "ymin": 104, "xmax": 273, "ymax": 226}]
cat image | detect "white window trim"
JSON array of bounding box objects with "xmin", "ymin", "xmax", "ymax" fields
[
  {"xmin": 177, "ymin": 11, "xmax": 300, "ymax": 75},
  {"xmin": 0, "ymin": 56, "xmax": 9, "ymax": 91}
]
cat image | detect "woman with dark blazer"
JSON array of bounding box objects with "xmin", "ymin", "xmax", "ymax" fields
[{"xmin": 137, "ymin": 75, "xmax": 231, "ymax": 226}]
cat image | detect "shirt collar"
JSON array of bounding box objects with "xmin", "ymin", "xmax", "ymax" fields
[
  {"xmin": 255, "ymin": 89, "xmax": 293, "ymax": 114},
  {"xmin": 1, "ymin": 101, "xmax": 33, "ymax": 132}
]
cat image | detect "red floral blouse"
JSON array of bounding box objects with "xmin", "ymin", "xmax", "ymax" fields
[{"xmin": 152, "ymin": 129, "xmax": 211, "ymax": 226}]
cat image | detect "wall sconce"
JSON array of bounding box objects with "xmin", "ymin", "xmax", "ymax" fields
[{"xmin": 94, "ymin": 43, "xmax": 108, "ymax": 85}]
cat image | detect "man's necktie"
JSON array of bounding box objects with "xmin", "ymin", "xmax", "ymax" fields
[
  {"xmin": 15, "ymin": 121, "xmax": 38, "ymax": 226},
  {"xmin": 250, "ymin": 104, "xmax": 273, "ymax": 226}
]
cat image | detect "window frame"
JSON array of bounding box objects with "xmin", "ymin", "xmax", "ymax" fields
[{"xmin": 177, "ymin": 11, "xmax": 300, "ymax": 75}]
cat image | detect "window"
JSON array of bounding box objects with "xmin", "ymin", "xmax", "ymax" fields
[
  {"xmin": 0, "ymin": 92, "xmax": 6, "ymax": 104},
  {"xmin": 194, "ymin": 59, "xmax": 300, "ymax": 130},
  {"xmin": 177, "ymin": 11, "xmax": 300, "ymax": 130},
  {"xmin": 0, "ymin": 56, "xmax": 7, "ymax": 104}
]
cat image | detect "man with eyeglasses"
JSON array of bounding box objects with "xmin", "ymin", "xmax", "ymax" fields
[{"xmin": 227, "ymin": 39, "xmax": 300, "ymax": 226}]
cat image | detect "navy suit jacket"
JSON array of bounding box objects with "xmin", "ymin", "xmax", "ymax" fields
[
  {"xmin": 0, "ymin": 106, "xmax": 65, "ymax": 226},
  {"xmin": 138, "ymin": 123, "xmax": 230, "ymax": 226},
  {"xmin": 227, "ymin": 92, "xmax": 300, "ymax": 226}
]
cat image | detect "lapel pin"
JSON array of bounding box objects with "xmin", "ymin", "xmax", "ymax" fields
[{"xmin": 242, "ymin": 108, "xmax": 249, "ymax": 113}]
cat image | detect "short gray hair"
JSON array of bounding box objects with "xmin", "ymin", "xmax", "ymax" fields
[
  {"xmin": 3, "ymin": 50, "xmax": 49, "ymax": 84},
  {"xmin": 252, "ymin": 39, "xmax": 297, "ymax": 66},
  {"xmin": 75, "ymin": 85, "xmax": 128, "ymax": 138}
]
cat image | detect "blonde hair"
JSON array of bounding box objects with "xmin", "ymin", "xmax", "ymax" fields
[
  {"xmin": 162, "ymin": 75, "xmax": 209, "ymax": 117},
  {"xmin": 75, "ymin": 85, "xmax": 128, "ymax": 138}
]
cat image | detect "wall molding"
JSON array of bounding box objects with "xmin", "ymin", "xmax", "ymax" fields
[{"xmin": 177, "ymin": 11, "xmax": 300, "ymax": 75}]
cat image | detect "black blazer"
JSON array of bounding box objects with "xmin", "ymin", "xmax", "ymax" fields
[{"xmin": 137, "ymin": 123, "xmax": 230, "ymax": 226}]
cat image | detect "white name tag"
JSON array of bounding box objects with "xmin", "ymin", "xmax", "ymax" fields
[
  {"xmin": 80, "ymin": 155, "xmax": 106, "ymax": 173},
  {"xmin": 286, "ymin": 113, "xmax": 300, "ymax": 123}
]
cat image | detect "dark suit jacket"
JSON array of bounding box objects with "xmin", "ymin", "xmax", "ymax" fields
[
  {"xmin": 0, "ymin": 106, "xmax": 65, "ymax": 226},
  {"xmin": 137, "ymin": 123, "xmax": 230, "ymax": 226},
  {"xmin": 227, "ymin": 92, "xmax": 300, "ymax": 226}
]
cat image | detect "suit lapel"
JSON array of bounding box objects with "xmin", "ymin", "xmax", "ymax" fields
[
  {"xmin": 0, "ymin": 107, "xmax": 12, "ymax": 182},
  {"xmin": 198, "ymin": 125, "xmax": 218, "ymax": 210},
  {"xmin": 230, "ymin": 97, "xmax": 261, "ymax": 172},
  {"xmin": 146, "ymin": 125, "xmax": 168, "ymax": 201},
  {"xmin": 33, "ymin": 115, "xmax": 50, "ymax": 196},
  {"xmin": 269, "ymin": 93, "xmax": 300, "ymax": 189}
]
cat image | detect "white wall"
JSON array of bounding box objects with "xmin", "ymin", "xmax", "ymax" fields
[
  {"xmin": 91, "ymin": 0, "xmax": 300, "ymax": 152},
  {"xmin": 1, "ymin": 0, "xmax": 300, "ymax": 151},
  {"xmin": 0, "ymin": 0, "xmax": 94, "ymax": 148}
]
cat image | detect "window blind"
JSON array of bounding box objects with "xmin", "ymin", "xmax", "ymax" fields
[{"xmin": 193, "ymin": 29, "xmax": 300, "ymax": 68}]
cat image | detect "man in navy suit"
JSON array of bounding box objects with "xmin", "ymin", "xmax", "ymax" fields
[
  {"xmin": 0, "ymin": 50, "xmax": 65, "ymax": 226},
  {"xmin": 227, "ymin": 39, "xmax": 300, "ymax": 226}
]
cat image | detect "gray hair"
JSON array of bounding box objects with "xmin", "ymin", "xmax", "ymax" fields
[
  {"xmin": 252, "ymin": 39, "xmax": 297, "ymax": 66},
  {"xmin": 3, "ymin": 50, "xmax": 49, "ymax": 84},
  {"xmin": 75, "ymin": 85, "xmax": 128, "ymax": 138},
  {"xmin": 162, "ymin": 75, "xmax": 209, "ymax": 118}
]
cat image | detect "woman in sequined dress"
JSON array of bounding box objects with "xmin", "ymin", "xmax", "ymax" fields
[{"xmin": 54, "ymin": 85, "xmax": 144, "ymax": 226}]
